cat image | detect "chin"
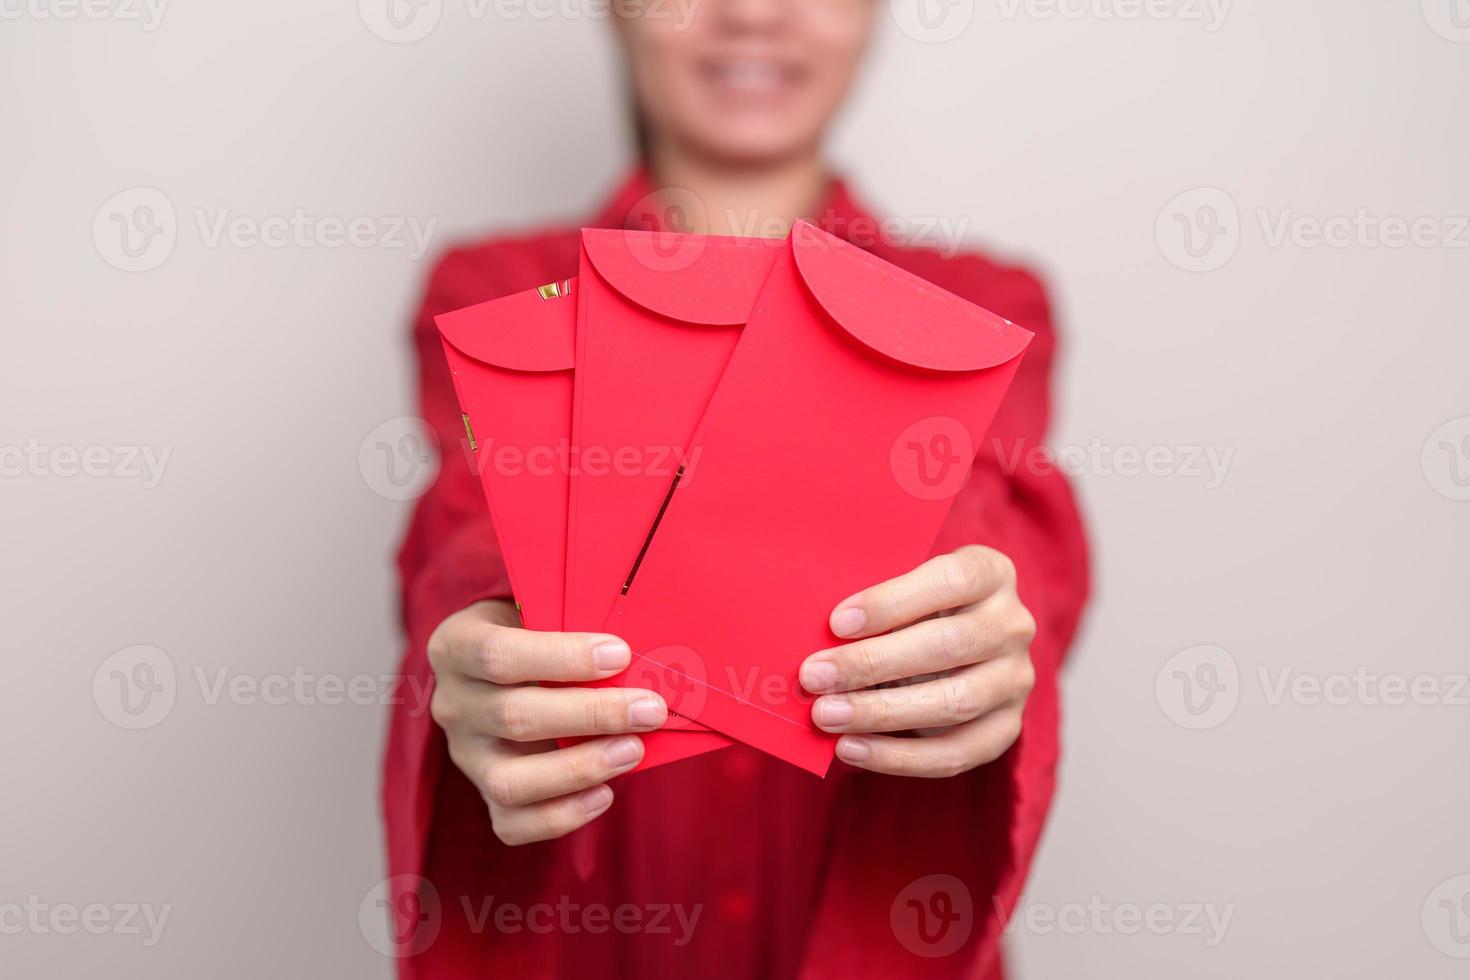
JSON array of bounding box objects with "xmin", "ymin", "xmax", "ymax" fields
[{"xmin": 683, "ymin": 122, "xmax": 820, "ymax": 169}]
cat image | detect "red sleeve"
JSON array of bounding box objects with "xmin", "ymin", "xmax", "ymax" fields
[
  {"xmin": 959, "ymin": 264, "xmax": 1090, "ymax": 974},
  {"xmin": 967, "ymin": 260, "xmax": 1091, "ymax": 668},
  {"xmin": 381, "ymin": 246, "xmax": 520, "ymax": 899},
  {"xmin": 800, "ymin": 259, "xmax": 1091, "ymax": 980}
]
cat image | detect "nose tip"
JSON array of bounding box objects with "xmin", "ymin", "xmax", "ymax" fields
[{"xmin": 714, "ymin": 0, "xmax": 791, "ymax": 31}]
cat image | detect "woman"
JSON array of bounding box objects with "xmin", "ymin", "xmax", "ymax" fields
[{"xmin": 385, "ymin": 2, "xmax": 1089, "ymax": 977}]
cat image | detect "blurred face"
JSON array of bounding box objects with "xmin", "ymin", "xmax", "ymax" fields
[{"xmin": 614, "ymin": 0, "xmax": 877, "ymax": 166}]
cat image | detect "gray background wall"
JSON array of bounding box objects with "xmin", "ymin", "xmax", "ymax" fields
[{"xmin": 3, "ymin": 1, "xmax": 1467, "ymax": 976}]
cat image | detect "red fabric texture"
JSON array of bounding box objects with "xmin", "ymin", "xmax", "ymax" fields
[{"xmin": 381, "ymin": 171, "xmax": 1090, "ymax": 978}]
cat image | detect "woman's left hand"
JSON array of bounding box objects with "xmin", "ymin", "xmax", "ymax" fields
[{"xmin": 800, "ymin": 544, "xmax": 1037, "ymax": 777}]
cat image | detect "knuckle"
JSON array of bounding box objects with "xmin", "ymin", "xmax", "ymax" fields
[
  {"xmin": 477, "ymin": 626, "xmax": 516, "ymax": 684},
  {"xmin": 426, "ymin": 628, "xmax": 450, "ymax": 675},
  {"xmin": 928, "ymin": 617, "xmax": 976, "ymax": 668},
  {"xmin": 1015, "ymin": 657, "xmax": 1037, "ymax": 697},
  {"xmin": 953, "ymin": 543, "xmax": 987, "ymax": 568},
  {"xmin": 863, "ymin": 693, "xmax": 897, "ymax": 732},
  {"xmin": 546, "ymin": 635, "xmax": 573, "ymax": 676},
  {"xmin": 482, "ymin": 766, "xmax": 524, "ymax": 809},
  {"xmin": 586, "ymin": 693, "xmax": 624, "ymax": 735},
  {"xmin": 854, "ymin": 644, "xmax": 886, "ymax": 686},
  {"xmin": 445, "ymin": 735, "xmax": 475, "ymax": 780},
  {"xmin": 974, "ymin": 546, "xmax": 1015, "ymax": 584},
  {"xmin": 491, "ymin": 820, "xmax": 527, "ymax": 847},
  {"xmin": 563, "ymin": 747, "xmax": 600, "ymax": 786},
  {"xmin": 941, "ymin": 677, "xmax": 984, "ymax": 724},
  {"xmin": 978, "ymin": 715, "xmax": 1023, "ymax": 766},
  {"xmin": 974, "ymin": 615, "xmax": 1003, "ymax": 655},
  {"xmin": 883, "ymin": 742, "xmax": 921, "ymax": 776},
  {"xmin": 974, "ymin": 670, "xmax": 1002, "ymax": 712},
  {"xmin": 429, "ymin": 687, "xmax": 463, "ymax": 731},
  {"xmin": 933, "ymin": 747, "xmax": 971, "ymax": 779},
  {"xmin": 541, "ymin": 802, "xmax": 585, "ymax": 841},
  {"xmin": 1012, "ymin": 606, "xmax": 1038, "ymax": 644},
  {"xmin": 866, "ymin": 589, "xmax": 900, "ymax": 630},
  {"xmin": 933, "ymin": 553, "xmax": 979, "ymax": 603},
  {"xmin": 491, "ymin": 695, "xmax": 536, "ymax": 741}
]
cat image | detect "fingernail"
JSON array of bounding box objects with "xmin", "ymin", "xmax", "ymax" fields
[
  {"xmin": 627, "ymin": 696, "xmax": 666, "ymax": 729},
  {"xmin": 801, "ymin": 658, "xmax": 839, "ymax": 693},
  {"xmin": 814, "ymin": 697, "xmax": 854, "ymax": 729},
  {"xmin": 836, "ymin": 736, "xmax": 871, "ymax": 763},
  {"xmin": 593, "ymin": 639, "xmax": 631, "ymax": 671},
  {"xmin": 576, "ymin": 785, "xmax": 613, "ymax": 815},
  {"xmin": 602, "ymin": 736, "xmax": 642, "ymax": 769},
  {"xmin": 830, "ymin": 606, "xmax": 866, "ymax": 638}
]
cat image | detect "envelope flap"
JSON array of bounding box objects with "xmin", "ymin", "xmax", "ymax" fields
[
  {"xmin": 581, "ymin": 229, "xmax": 780, "ymax": 326},
  {"xmin": 790, "ymin": 220, "xmax": 1033, "ymax": 372},
  {"xmin": 435, "ymin": 283, "xmax": 576, "ymax": 372}
]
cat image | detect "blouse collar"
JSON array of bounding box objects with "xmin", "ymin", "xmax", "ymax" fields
[{"xmin": 590, "ymin": 166, "xmax": 875, "ymax": 246}]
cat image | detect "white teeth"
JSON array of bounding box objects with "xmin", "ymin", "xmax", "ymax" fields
[{"xmin": 717, "ymin": 60, "xmax": 782, "ymax": 92}]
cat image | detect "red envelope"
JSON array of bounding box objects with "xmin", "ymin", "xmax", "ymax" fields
[
  {"xmin": 565, "ymin": 229, "xmax": 781, "ymax": 745},
  {"xmin": 605, "ymin": 221, "xmax": 1035, "ymax": 774},
  {"xmin": 436, "ymin": 281, "xmax": 576, "ymax": 633},
  {"xmin": 435, "ymin": 281, "xmax": 721, "ymax": 770}
]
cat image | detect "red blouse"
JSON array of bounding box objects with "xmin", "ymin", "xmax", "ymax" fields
[{"xmin": 383, "ymin": 172, "xmax": 1090, "ymax": 979}]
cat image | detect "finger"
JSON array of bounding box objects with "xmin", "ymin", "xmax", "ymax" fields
[
  {"xmin": 433, "ymin": 612, "xmax": 634, "ymax": 685},
  {"xmin": 826, "ymin": 546, "xmax": 1015, "ymax": 640},
  {"xmin": 477, "ymin": 736, "xmax": 644, "ymax": 809},
  {"xmin": 833, "ymin": 707, "xmax": 1024, "ymax": 778},
  {"xmin": 478, "ymin": 684, "xmax": 667, "ymax": 741},
  {"xmin": 812, "ymin": 660, "xmax": 1027, "ymax": 733},
  {"xmin": 801, "ymin": 614, "xmax": 995, "ymax": 695},
  {"xmin": 490, "ymin": 784, "xmax": 617, "ymax": 847}
]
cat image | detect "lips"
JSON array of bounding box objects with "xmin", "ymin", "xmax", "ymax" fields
[{"xmin": 698, "ymin": 56, "xmax": 807, "ymax": 100}]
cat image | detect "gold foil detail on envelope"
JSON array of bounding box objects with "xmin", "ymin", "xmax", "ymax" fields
[
  {"xmin": 536, "ymin": 280, "xmax": 571, "ymax": 300},
  {"xmin": 461, "ymin": 413, "xmax": 478, "ymax": 452}
]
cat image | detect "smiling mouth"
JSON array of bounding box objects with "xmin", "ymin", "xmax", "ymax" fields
[{"xmin": 698, "ymin": 57, "xmax": 807, "ymax": 100}]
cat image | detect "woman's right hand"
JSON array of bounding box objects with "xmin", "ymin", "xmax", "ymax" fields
[{"xmin": 427, "ymin": 599, "xmax": 667, "ymax": 845}]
